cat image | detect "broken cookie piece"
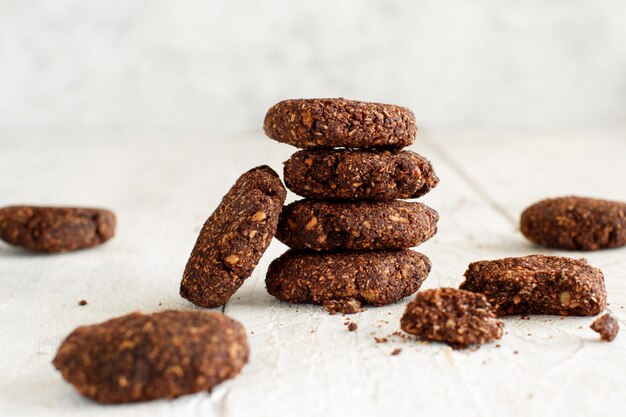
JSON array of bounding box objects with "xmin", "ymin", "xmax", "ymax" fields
[
  {"xmin": 400, "ymin": 288, "xmax": 503, "ymax": 349},
  {"xmin": 460, "ymin": 255, "xmax": 606, "ymax": 316},
  {"xmin": 53, "ymin": 310, "xmax": 249, "ymax": 404},
  {"xmin": 590, "ymin": 314, "xmax": 619, "ymax": 342},
  {"xmin": 266, "ymin": 249, "xmax": 431, "ymax": 314}
]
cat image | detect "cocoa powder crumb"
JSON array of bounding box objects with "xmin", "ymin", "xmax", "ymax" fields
[
  {"xmin": 391, "ymin": 348, "xmax": 402, "ymax": 356},
  {"xmin": 348, "ymin": 322, "xmax": 358, "ymax": 332},
  {"xmin": 375, "ymin": 337, "xmax": 388, "ymax": 343},
  {"xmin": 78, "ymin": 300, "xmax": 87, "ymax": 306}
]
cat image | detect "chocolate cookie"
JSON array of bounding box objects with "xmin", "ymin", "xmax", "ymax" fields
[
  {"xmin": 460, "ymin": 255, "xmax": 606, "ymax": 316},
  {"xmin": 266, "ymin": 249, "xmax": 431, "ymax": 314},
  {"xmin": 283, "ymin": 149, "xmax": 439, "ymax": 200},
  {"xmin": 400, "ymin": 288, "xmax": 503, "ymax": 349},
  {"xmin": 520, "ymin": 196, "xmax": 626, "ymax": 250},
  {"xmin": 590, "ymin": 314, "xmax": 619, "ymax": 342},
  {"xmin": 276, "ymin": 200, "xmax": 438, "ymax": 251},
  {"xmin": 0, "ymin": 206, "xmax": 115, "ymax": 253},
  {"xmin": 263, "ymin": 98, "xmax": 416, "ymax": 149},
  {"xmin": 53, "ymin": 310, "xmax": 249, "ymax": 404},
  {"xmin": 180, "ymin": 166, "xmax": 286, "ymax": 308}
]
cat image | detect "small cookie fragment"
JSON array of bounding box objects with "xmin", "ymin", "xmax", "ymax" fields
[
  {"xmin": 263, "ymin": 98, "xmax": 416, "ymax": 149},
  {"xmin": 266, "ymin": 249, "xmax": 431, "ymax": 314},
  {"xmin": 460, "ymin": 255, "xmax": 606, "ymax": 316},
  {"xmin": 180, "ymin": 166, "xmax": 286, "ymax": 308},
  {"xmin": 520, "ymin": 196, "xmax": 626, "ymax": 250},
  {"xmin": 0, "ymin": 206, "xmax": 115, "ymax": 253},
  {"xmin": 53, "ymin": 310, "xmax": 249, "ymax": 404},
  {"xmin": 400, "ymin": 288, "xmax": 503, "ymax": 349},
  {"xmin": 284, "ymin": 149, "xmax": 439, "ymax": 200},
  {"xmin": 276, "ymin": 200, "xmax": 439, "ymax": 251},
  {"xmin": 347, "ymin": 322, "xmax": 358, "ymax": 332},
  {"xmin": 590, "ymin": 314, "xmax": 619, "ymax": 342}
]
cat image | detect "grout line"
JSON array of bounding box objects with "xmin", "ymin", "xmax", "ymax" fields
[{"xmin": 420, "ymin": 135, "xmax": 518, "ymax": 227}]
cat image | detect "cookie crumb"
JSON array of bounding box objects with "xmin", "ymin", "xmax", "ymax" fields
[
  {"xmin": 391, "ymin": 348, "xmax": 402, "ymax": 356},
  {"xmin": 78, "ymin": 300, "xmax": 87, "ymax": 306},
  {"xmin": 590, "ymin": 314, "xmax": 619, "ymax": 342},
  {"xmin": 348, "ymin": 322, "xmax": 358, "ymax": 332},
  {"xmin": 375, "ymin": 337, "xmax": 388, "ymax": 343}
]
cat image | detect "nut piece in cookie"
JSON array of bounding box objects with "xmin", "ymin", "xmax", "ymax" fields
[
  {"xmin": 276, "ymin": 200, "xmax": 438, "ymax": 251},
  {"xmin": 0, "ymin": 206, "xmax": 115, "ymax": 253},
  {"xmin": 53, "ymin": 310, "xmax": 249, "ymax": 404},
  {"xmin": 266, "ymin": 249, "xmax": 431, "ymax": 314},
  {"xmin": 400, "ymin": 288, "xmax": 503, "ymax": 349},
  {"xmin": 590, "ymin": 314, "xmax": 619, "ymax": 342},
  {"xmin": 264, "ymin": 98, "xmax": 416, "ymax": 149},
  {"xmin": 180, "ymin": 166, "xmax": 286, "ymax": 308},
  {"xmin": 520, "ymin": 196, "xmax": 626, "ymax": 250},
  {"xmin": 283, "ymin": 149, "xmax": 439, "ymax": 200},
  {"xmin": 460, "ymin": 255, "xmax": 606, "ymax": 316}
]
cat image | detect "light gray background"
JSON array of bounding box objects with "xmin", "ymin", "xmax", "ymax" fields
[{"xmin": 1, "ymin": 0, "xmax": 625, "ymax": 133}]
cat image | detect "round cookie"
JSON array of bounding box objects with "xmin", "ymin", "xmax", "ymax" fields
[
  {"xmin": 180, "ymin": 165, "xmax": 286, "ymax": 308},
  {"xmin": 0, "ymin": 206, "xmax": 115, "ymax": 253},
  {"xmin": 53, "ymin": 310, "xmax": 249, "ymax": 403},
  {"xmin": 400, "ymin": 288, "xmax": 503, "ymax": 349},
  {"xmin": 266, "ymin": 249, "xmax": 431, "ymax": 314},
  {"xmin": 276, "ymin": 200, "xmax": 438, "ymax": 251},
  {"xmin": 284, "ymin": 149, "xmax": 439, "ymax": 200},
  {"xmin": 520, "ymin": 196, "xmax": 626, "ymax": 250},
  {"xmin": 263, "ymin": 98, "xmax": 416, "ymax": 149}
]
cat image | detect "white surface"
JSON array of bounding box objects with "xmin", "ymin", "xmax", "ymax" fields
[
  {"xmin": 2, "ymin": 0, "xmax": 626, "ymax": 131},
  {"xmin": 1, "ymin": 130, "xmax": 626, "ymax": 417}
]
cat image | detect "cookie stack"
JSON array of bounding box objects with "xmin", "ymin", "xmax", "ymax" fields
[{"xmin": 263, "ymin": 98, "xmax": 440, "ymax": 314}]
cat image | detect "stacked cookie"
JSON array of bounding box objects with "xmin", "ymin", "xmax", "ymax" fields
[{"xmin": 263, "ymin": 98, "xmax": 440, "ymax": 314}]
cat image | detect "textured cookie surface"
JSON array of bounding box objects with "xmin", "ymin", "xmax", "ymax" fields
[
  {"xmin": 460, "ymin": 255, "xmax": 606, "ymax": 316},
  {"xmin": 0, "ymin": 206, "xmax": 115, "ymax": 253},
  {"xmin": 276, "ymin": 200, "xmax": 438, "ymax": 251},
  {"xmin": 53, "ymin": 310, "xmax": 249, "ymax": 404},
  {"xmin": 401, "ymin": 288, "xmax": 503, "ymax": 349},
  {"xmin": 266, "ymin": 249, "xmax": 431, "ymax": 314},
  {"xmin": 590, "ymin": 314, "xmax": 619, "ymax": 342},
  {"xmin": 264, "ymin": 98, "xmax": 416, "ymax": 149},
  {"xmin": 520, "ymin": 196, "xmax": 626, "ymax": 250},
  {"xmin": 180, "ymin": 166, "xmax": 286, "ymax": 308},
  {"xmin": 284, "ymin": 149, "xmax": 438, "ymax": 200}
]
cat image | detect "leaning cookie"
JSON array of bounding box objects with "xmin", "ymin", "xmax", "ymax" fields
[
  {"xmin": 264, "ymin": 98, "xmax": 416, "ymax": 149},
  {"xmin": 460, "ymin": 255, "xmax": 606, "ymax": 316},
  {"xmin": 0, "ymin": 206, "xmax": 115, "ymax": 253},
  {"xmin": 180, "ymin": 166, "xmax": 286, "ymax": 308},
  {"xmin": 53, "ymin": 310, "xmax": 249, "ymax": 404},
  {"xmin": 276, "ymin": 200, "xmax": 438, "ymax": 251},
  {"xmin": 284, "ymin": 149, "xmax": 439, "ymax": 200},
  {"xmin": 401, "ymin": 288, "xmax": 503, "ymax": 349},
  {"xmin": 520, "ymin": 196, "xmax": 626, "ymax": 250},
  {"xmin": 266, "ymin": 249, "xmax": 431, "ymax": 314}
]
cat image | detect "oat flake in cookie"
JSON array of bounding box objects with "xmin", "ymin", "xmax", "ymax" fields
[
  {"xmin": 401, "ymin": 288, "xmax": 503, "ymax": 349},
  {"xmin": 264, "ymin": 98, "xmax": 416, "ymax": 149},
  {"xmin": 276, "ymin": 200, "xmax": 439, "ymax": 251},
  {"xmin": 0, "ymin": 206, "xmax": 115, "ymax": 253},
  {"xmin": 266, "ymin": 249, "xmax": 431, "ymax": 314},
  {"xmin": 460, "ymin": 255, "xmax": 606, "ymax": 316},
  {"xmin": 53, "ymin": 310, "xmax": 249, "ymax": 404},
  {"xmin": 283, "ymin": 149, "xmax": 439, "ymax": 201},
  {"xmin": 180, "ymin": 166, "xmax": 286, "ymax": 308},
  {"xmin": 520, "ymin": 196, "xmax": 626, "ymax": 250}
]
